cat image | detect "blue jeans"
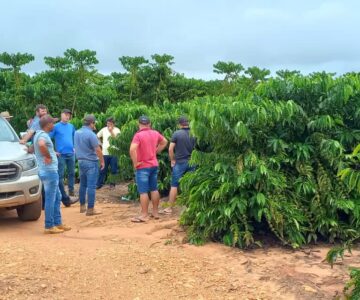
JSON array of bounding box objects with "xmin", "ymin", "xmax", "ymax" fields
[
  {"xmin": 79, "ymin": 160, "xmax": 99, "ymax": 209},
  {"xmin": 97, "ymin": 155, "xmax": 118, "ymax": 187},
  {"xmin": 58, "ymin": 153, "xmax": 75, "ymax": 200},
  {"xmin": 39, "ymin": 171, "xmax": 62, "ymax": 229},
  {"xmin": 135, "ymin": 167, "xmax": 158, "ymax": 194},
  {"xmin": 171, "ymin": 161, "xmax": 195, "ymax": 187}
]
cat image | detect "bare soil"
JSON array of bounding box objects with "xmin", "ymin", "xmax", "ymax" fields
[{"xmin": 1, "ymin": 183, "xmax": 359, "ymax": 300}]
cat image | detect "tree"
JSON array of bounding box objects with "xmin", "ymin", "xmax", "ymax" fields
[
  {"xmin": 119, "ymin": 56, "xmax": 148, "ymax": 101},
  {"xmin": 150, "ymin": 54, "xmax": 174, "ymax": 102},
  {"xmin": 213, "ymin": 61, "xmax": 244, "ymax": 82},
  {"xmin": 63, "ymin": 49, "xmax": 99, "ymax": 114},
  {"xmin": 276, "ymin": 69, "xmax": 301, "ymax": 79},
  {"xmin": 245, "ymin": 66, "xmax": 271, "ymax": 83},
  {"xmin": 0, "ymin": 52, "xmax": 34, "ymax": 117}
]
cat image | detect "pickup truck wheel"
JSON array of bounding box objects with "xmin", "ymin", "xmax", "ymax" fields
[{"xmin": 17, "ymin": 197, "xmax": 42, "ymax": 221}]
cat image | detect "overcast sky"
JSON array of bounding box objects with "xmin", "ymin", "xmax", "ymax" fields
[{"xmin": 1, "ymin": 0, "xmax": 359, "ymax": 79}]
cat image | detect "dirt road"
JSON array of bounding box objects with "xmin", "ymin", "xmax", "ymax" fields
[{"xmin": 1, "ymin": 185, "xmax": 359, "ymax": 300}]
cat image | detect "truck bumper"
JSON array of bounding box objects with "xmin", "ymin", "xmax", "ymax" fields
[{"xmin": 0, "ymin": 175, "xmax": 42, "ymax": 208}]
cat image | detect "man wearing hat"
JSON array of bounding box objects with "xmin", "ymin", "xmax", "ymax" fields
[
  {"xmin": 0, "ymin": 111, "xmax": 13, "ymax": 122},
  {"xmin": 129, "ymin": 116, "xmax": 168, "ymax": 222},
  {"xmin": 74, "ymin": 115, "xmax": 105, "ymax": 216},
  {"xmin": 160, "ymin": 116, "xmax": 195, "ymax": 215},
  {"xmin": 33, "ymin": 115, "xmax": 71, "ymax": 234},
  {"xmin": 49, "ymin": 109, "xmax": 77, "ymax": 206}
]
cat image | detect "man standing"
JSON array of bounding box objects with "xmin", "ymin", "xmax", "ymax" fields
[
  {"xmin": 129, "ymin": 116, "xmax": 168, "ymax": 222},
  {"xmin": 0, "ymin": 111, "xmax": 13, "ymax": 122},
  {"xmin": 20, "ymin": 104, "xmax": 48, "ymax": 144},
  {"xmin": 96, "ymin": 117, "xmax": 121, "ymax": 190},
  {"xmin": 161, "ymin": 116, "xmax": 195, "ymax": 214},
  {"xmin": 49, "ymin": 109, "xmax": 77, "ymax": 207},
  {"xmin": 33, "ymin": 115, "xmax": 71, "ymax": 234},
  {"xmin": 74, "ymin": 115, "xmax": 105, "ymax": 216}
]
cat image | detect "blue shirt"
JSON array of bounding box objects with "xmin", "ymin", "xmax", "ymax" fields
[
  {"xmin": 30, "ymin": 116, "xmax": 40, "ymax": 132},
  {"xmin": 34, "ymin": 130, "xmax": 58, "ymax": 174},
  {"xmin": 74, "ymin": 126, "xmax": 99, "ymax": 161},
  {"xmin": 49, "ymin": 122, "xmax": 75, "ymax": 154}
]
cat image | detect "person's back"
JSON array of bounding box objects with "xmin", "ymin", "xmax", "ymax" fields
[
  {"xmin": 74, "ymin": 115, "xmax": 104, "ymax": 216},
  {"xmin": 74, "ymin": 126, "xmax": 98, "ymax": 161},
  {"xmin": 133, "ymin": 128, "xmax": 164, "ymax": 169},
  {"xmin": 172, "ymin": 128, "xmax": 195, "ymax": 163}
]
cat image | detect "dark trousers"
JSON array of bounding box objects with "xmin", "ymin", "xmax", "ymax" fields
[{"xmin": 96, "ymin": 155, "xmax": 118, "ymax": 187}]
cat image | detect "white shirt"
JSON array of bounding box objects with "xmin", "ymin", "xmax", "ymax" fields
[{"xmin": 97, "ymin": 127, "xmax": 120, "ymax": 155}]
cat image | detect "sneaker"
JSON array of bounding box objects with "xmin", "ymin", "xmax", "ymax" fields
[
  {"xmin": 69, "ymin": 191, "xmax": 75, "ymax": 197},
  {"xmin": 56, "ymin": 224, "xmax": 72, "ymax": 231},
  {"xmin": 80, "ymin": 205, "xmax": 86, "ymax": 213},
  {"xmin": 86, "ymin": 208, "xmax": 102, "ymax": 216},
  {"xmin": 96, "ymin": 185, "xmax": 103, "ymax": 190},
  {"xmin": 44, "ymin": 227, "xmax": 64, "ymax": 234}
]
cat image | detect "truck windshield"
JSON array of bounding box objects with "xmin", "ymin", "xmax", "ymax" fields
[{"xmin": 0, "ymin": 118, "xmax": 18, "ymax": 142}]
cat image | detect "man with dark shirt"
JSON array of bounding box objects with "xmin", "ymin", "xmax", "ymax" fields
[{"xmin": 161, "ymin": 116, "xmax": 195, "ymax": 214}]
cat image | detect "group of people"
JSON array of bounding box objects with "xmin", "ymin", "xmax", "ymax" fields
[{"xmin": 2, "ymin": 105, "xmax": 195, "ymax": 233}]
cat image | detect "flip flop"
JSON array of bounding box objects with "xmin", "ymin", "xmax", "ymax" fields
[
  {"xmin": 159, "ymin": 209, "xmax": 172, "ymax": 215},
  {"xmin": 131, "ymin": 216, "xmax": 148, "ymax": 223},
  {"xmin": 149, "ymin": 214, "xmax": 160, "ymax": 220}
]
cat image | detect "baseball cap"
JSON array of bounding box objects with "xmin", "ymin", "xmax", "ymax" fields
[
  {"xmin": 138, "ymin": 115, "xmax": 150, "ymax": 125},
  {"xmin": 39, "ymin": 114, "xmax": 59, "ymax": 129},
  {"xmin": 62, "ymin": 108, "xmax": 72, "ymax": 115},
  {"xmin": 83, "ymin": 114, "xmax": 96, "ymax": 125},
  {"xmin": 178, "ymin": 116, "xmax": 189, "ymax": 126}
]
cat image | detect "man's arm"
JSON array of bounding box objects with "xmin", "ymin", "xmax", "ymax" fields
[
  {"xmin": 20, "ymin": 130, "xmax": 35, "ymax": 144},
  {"xmin": 38, "ymin": 139, "xmax": 52, "ymax": 164},
  {"xmin": 95, "ymin": 146, "xmax": 105, "ymax": 170},
  {"xmin": 168, "ymin": 142, "xmax": 176, "ymax": 167},
  {"xmin": 157, "ymin": 138, "xmax": 168, "ymax": 154},
  {"xmin": 129, "ymin": 143, "xmax": 140, "ymax": 169}
]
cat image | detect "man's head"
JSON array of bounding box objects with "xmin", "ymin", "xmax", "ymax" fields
[
  {"xmin": 83, "ymin": 114, "xmax": 96, "ymax": 130},
  {"xmin": 106, "ymin": 117, "xmax": 115, "ymax": 129},
  {"xmin": 138, "ymin": 115, "xmax": 151, "ymax": 129},
  {"xmin": 35, "ymin": 104, "xmax": 48, "ymax": 117},
  {"xmin": 0, "ymin": 111, "xmax": 13, "ymax": 122},
  {"xmin": 61, "ymin": 109, "xmax": 72, "ymax": 123},
  {"xmin": 39, "ymin": 115, "xmax": 58, "ymax": 132},
  {"xmin": 178, "ymin": 116, "xmax": 189, "ymax": 128}
]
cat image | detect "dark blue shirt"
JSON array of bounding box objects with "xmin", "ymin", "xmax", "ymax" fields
[
  {"xmin": 74, "ymin": 126, "xmax": 99, "ymax": 161},
  {"xmin": 171, "ymin": 128, "xmax": 195, "ymax": 163},
  {"xmin": 49, "ymin": 122, "xmax": 75, "ymax": 154}
]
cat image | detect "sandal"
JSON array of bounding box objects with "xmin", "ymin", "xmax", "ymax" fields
[
  {"xmin": 149, "ymin": 213, "xmax": 160, "ymax": 220},
  {"xmin": 159, "ymin": 208, "xmax": 173, "ymax": 215},
  {"xmin": 131, "ymin": 216, "xmax": 148, "ymax": 223}
]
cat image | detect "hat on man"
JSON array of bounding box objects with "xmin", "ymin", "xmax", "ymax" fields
[
  {"xmin": 39, "ymin": 115, "xmax": 59, "ymax": 129},
  {"xmin": 178, "ymin": 116, "xmax": 189, "ymax": 126},
  {"xmin": 0, "ymin": 111, "xmax": 13, "ymax": 119},
  {"xmin": 62, "ymin": 108, "xmax": 72, "ymax": 115},
  {"xmin": 138, "ymin": 115, "xmax": 150, "ymax": 125},
  {"xmin": 83, "ymin": 114, "xmax": 96, "ymax": 126}
]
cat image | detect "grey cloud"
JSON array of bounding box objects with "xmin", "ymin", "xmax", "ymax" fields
[{"xmin": 1, "ymin": 0, "xmax": 359, "ymax": 78}]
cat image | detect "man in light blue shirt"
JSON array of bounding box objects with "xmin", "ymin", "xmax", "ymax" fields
[
  {"xmin": 34, "ymin": 115, "xmax": 71, "ymax": 234},
  {"xmin": 49, "ymin": 109, "xmax": 77, "ymax": 206},
  {"xmin": 74, "ymin": 115, "xmax": 104, "ymax": 216},
  {"xmin": 20, "ymin": 104, "xmax": 48, "ymax": 144}
]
